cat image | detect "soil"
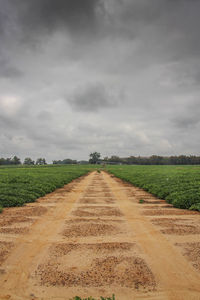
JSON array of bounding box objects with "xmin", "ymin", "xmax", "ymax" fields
[
  {"xmin": 151, "ymin": 218, "xmax": 200, "ymax": 235},
  {"xmin": 175, "ymin": 242, "xmax": 200, "ymax": 271},
  {"xmin": 0, "ymin": 171, "xmax": 199, "ymax": 300}
]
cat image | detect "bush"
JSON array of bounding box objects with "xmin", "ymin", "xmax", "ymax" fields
[{"xmin": 190, "ymin": 203, "xmax": 200, "ymax": 211}]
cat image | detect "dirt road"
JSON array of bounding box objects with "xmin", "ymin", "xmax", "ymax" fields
[{"xmin": 0, "ymin": 171, "xmax": 200, "ymax": 300}]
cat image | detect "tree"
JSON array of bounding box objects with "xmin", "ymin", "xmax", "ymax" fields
[
  {"xmin": 52, "ymin": 159, "xmax": 77, "ymax": 165},
  {"xmin": 36, "ymin": 158, "xmax": 47, "ymax": 165},
  {"xmin": 11, "ymin": 156, "xmax": 21, "ymax": 165},
  {"xmin": 24, "ymin": 157, "xmax": 35, "ymax": 165},
  {"xmin": 89, "ymin": 152, "xmax": 101, "ymax": 164}
]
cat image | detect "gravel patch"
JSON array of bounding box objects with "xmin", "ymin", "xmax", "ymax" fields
[
  {"xmin": 72, "ymin": 207, "xmax": 123, "ymax": 217},
  {"xmin": 62, "ymin": 223, "xmax": 120, "ymax": 237},
  {"xmin": 176, "ymin": 242, "xmax": 200, "ymax": 271},
  {"xmin": 0, "ymin": 241, "xmax": 14, "ymax": 265},
  {"xmin": 143, "ymin": 209, "xmax": 199, "ymax": 216},
  {"xmin": 37, "ymin": 255, "xmax": 156, "ymax": 290}
]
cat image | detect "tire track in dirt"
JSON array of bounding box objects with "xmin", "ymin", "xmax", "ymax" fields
[{"xmin": 0, "ymin": 171, "xmax": 200, "ymax": 299}]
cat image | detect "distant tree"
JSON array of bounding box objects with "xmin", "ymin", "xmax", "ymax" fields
[
  {"xmin": 36, "ymin": 158, "xmax": 47, "ymax": 165},
  {"xmin": 52, "ymin": 159, "xmax": 77, "ymax": 165},
  {"xmin": 11, "ymin": 156, "xmax": 21, "ymax": 165},
  {"xmin": 109, "ymin": 155, "xmax": 121, "ymax": 163},
  {"xmin": 78, "ymin": 160, "xmax": 89, "ymax": 165},
  {"xmin": 149, "ymin": 155, "xmax": 165, "ymax": 165},
  {"xmin": 89, "ymin": 152, "xmax": 101, "ymax": 164},
  {"xmin": 0, "ymin": 158, "xmax": 6, "ymax": 165},
  {"xmin": 24, "ymin": 157, "xmax": 35, "ymax": 165}
]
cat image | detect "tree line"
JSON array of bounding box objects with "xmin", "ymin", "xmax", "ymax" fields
[
  {"xmin": 103, "ymin": 155, "xmax": 200, "ymax": 165},
  {"xmin": 1, "ymin": 154, "xmax": 200, "ymax": 166},
  {"xmin": 52, "ymin": 159, "xmax": 77, "ymax": 165},
  {"xmin": 0, "ymin": 156, "xmax": 47, "ymax": 165}
]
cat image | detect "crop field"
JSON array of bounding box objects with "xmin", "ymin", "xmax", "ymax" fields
[
  {"xmin": 0, "ymin": 164, "xmax": 94, "ymax": 209},
  {"xmin": 0, "ymin": 168, "xmax": 200, "ymax": 299},
  {"xmin": 107, "ymin": 165, "xmax": 200, "ymax": 211}
]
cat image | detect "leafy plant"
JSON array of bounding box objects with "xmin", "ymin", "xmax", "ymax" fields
[
  {"xmin": 189, "ymin": 203, "xmax": 200, "ymax": 211},
  {"xmin": 139, "ymin": 199, "xmax": 144, "ymax": 204},
  {"xmin": 0, "ymin": 165, "xmax": 95, "ymax": 208},
  {"xmin": 0, "ymin": 206, "xmax": 3, "ymax": 213},
  {"xmin": 107, "ymin": 165, "xmax": 200, "ymax": 211}
]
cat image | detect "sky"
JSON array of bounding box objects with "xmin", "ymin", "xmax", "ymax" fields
[{"xmin": 0, "ymin": 0, "xmax": 200, "ymax": 162}]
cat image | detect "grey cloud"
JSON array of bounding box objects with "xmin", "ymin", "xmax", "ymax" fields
[
  {"xmin": 1, "ymin": 0, "xmax": 200, "ymax": 160},
  {"xmin": 172, "ymin": 99, "xmax": 200, "ymax": 129},
  {"xmin": 68, "ymin": 83, "xmax": 123, "ymax": 112},
  {"xmin": 173, "ymin": 116, "xmax": 200, "ymax": 129},
  {"xmin": 37, "ymin": 111, "xmax": 53, "ymax": 122},
  {"xmin": 2, "ymin": 0, "xmax": 104, "ymax": 40},
  {"xmin": 0, "ymin": 58, "xmax": 23, "ymax": 78},
  {"xmin": 113, "ymin": 0, "xmax": 200, "ymax": 63}
]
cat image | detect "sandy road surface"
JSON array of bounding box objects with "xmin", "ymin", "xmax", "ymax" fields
[{"xmin": 0, "ymin": 171, "xmax": 200, "ymax": 300}]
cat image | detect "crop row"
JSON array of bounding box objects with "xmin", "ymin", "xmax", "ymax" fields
[
  {"xmin": 0, "ymin": 165, "xmax": 94, "ymax": 208},
  {"xmin": 107, "ymin": 165, "xmax": 200, "ymax": 211}
]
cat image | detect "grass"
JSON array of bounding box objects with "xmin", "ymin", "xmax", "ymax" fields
[
  {"xmin": 107, "ymin": 165, "xmax": 200, "ymax": 211},
  {"xmin": 0, "ymin": 164, "xmax": 96, "ymax": 208}
]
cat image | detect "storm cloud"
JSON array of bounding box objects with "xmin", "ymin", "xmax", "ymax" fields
[
  {"xmin": 0, "ymin": 0, "xmax": 200, "ymax": 161},
  {"xmin": 68, "ymin": 83, "xmax": 122, "ymax": 112}
]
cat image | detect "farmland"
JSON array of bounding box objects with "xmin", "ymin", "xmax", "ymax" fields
[
  {"xmin": 107, "ymin": 165, "xmax": 200, "ymax": 211},
  {"xmin": 1, "ymin": 164, "xmax": 200, "ymax": 211},
  {"xmin": 0, "ymin": 164, "xmax": 94, "ymax": 208},
  {"xmin": 0, "ymin": 170, "xmax": 200, "ymax": 299}
]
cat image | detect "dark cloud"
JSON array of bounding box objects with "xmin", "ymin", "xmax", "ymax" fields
[
  {"xmin": 172, "ymin": 99, "xmax": 200, "ymax": 129},
  {"xmin": 0, "ymin": 58, "xmax": 23, "ymax": 78},
  {"xmin": 112, "ymin": 0, "xmax": 200, "ymax": 62},
  {"xmin": 2, "ymin": 0, "xmax": 104, "ymax": 40},
  {"xmin": 0, "ymin": 0, "xmax": 200, "ymax": 160},
  {"xmin": 173, "ymin": 116, "xmax": 200, "ymax": 129},
  {"xmin": 68, "ymin": 83, "xmax": 122, "ymax": 112}
]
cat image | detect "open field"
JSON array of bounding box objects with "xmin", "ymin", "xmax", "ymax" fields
[
  {"xmin": 0, "ymin": 170, "xmax": 200, "ymax": 299},
  {"xmin": 107, "ymin": 165, "xmax": 200, "ymax": 211},
  {"xmin": 0, "ymin": 165, "xmax": 94, "ymax": 208}
]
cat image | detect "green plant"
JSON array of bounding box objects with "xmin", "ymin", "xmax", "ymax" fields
[
  {"xmin": 0, "ymin": 206, "xmax": 3, "ymax": 213},
  {"xmin": 107, "ymin": 165, "xmax": 200, "ymax": 211},
  {"xmin": 0, "ymin": 165, "xmax": 95, "ymax": 208},
  {"xmin": 189, "ymin": 203, "xmax": 200, "ymax": 211},
  {"xmin": 139, "ymin": 199, "xmax": 144, "ymax": 204}
]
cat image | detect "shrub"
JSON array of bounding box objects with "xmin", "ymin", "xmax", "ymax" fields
[{"xmin": 190, "ymin": 203, "xmax": 200, "ymax": 211}]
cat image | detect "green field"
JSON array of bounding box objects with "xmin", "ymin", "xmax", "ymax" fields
[
  {"xmin": 107, "ymin": 165, "xmax": 200, "ymax": 211},
  {"xmin": 1, "ymin": 164, "xmax": 200, "ymax": 211},
  {"xmin": 0, "ymin": 164, "xmax": 94, "ymax": 209}
]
